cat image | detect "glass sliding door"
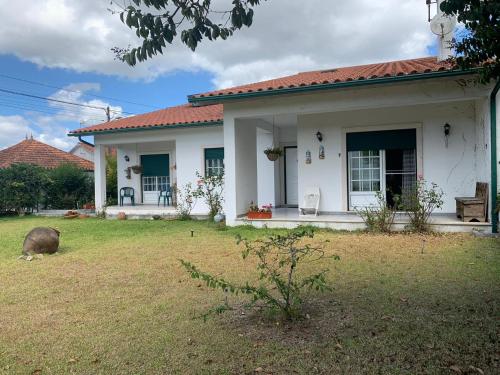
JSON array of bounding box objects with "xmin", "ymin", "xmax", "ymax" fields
[{"xmin": 348, "ymin": 150, "xmax": 384, "ymax": 210}]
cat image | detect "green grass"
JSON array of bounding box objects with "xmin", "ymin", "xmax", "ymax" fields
[{"xmin": 0, "ymin": 217, "xmax": 498, "ymax": 374}]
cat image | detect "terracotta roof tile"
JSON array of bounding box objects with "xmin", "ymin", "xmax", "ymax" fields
[
  {"xmin": 0, "ymin": 138, "xmax": 94, "ymax": 171},
  {"xmin": 189, "ymin": 57, "xmax": 455, "ymax": 100},
  {"xmin": 70, "ymin": 103, "xmax": 223, "ymax": 135}
]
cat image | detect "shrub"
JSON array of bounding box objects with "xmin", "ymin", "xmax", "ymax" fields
[
  {"xmin": 44, "ymin": 163, "xmax": 94, "ymax": 209},
  {"xmin": 0, "ymin": 163, "xmax": 50, "ymax": 214},
  {"xmin": 193, "ymin": 171, "xmax": 224, "ymax": 219},
  {"xmin": 356, "ymin": 191, "xmax": 399, "ymax": 233},
  {"xmin": 181, "ymin": 228, "xmax": 338, "ymax": 321},
  {"xmin": 402, "ymin": 179, "xmax": 444, "ymax": 232},
  {"xmin": 173, "ymin": 182, "xmax": 196, "ymax": 220},
  {"xmin": 106, "ymin": 154, "xmax": 118, "ymax": 206}
]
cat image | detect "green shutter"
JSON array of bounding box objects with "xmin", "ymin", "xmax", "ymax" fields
[
  {"xmin": 140, "ymin": 154, "xmax": 169, "ymax": 177},
  {"xmin": 347, "ymin": 129, "xmax": 416, "ymax": 151},
  {"xmin": 204, "ymin": 148, "xmax": 224, "ymax": 161}
]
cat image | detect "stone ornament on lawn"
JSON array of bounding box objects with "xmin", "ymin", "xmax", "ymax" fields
[
  {"xmin": 22, "ymin": 227, "xmax": 60, "ymax": 256},
  {"xmin": 117, "ymin": 212, "xmax": 127, "ymax": 220}
]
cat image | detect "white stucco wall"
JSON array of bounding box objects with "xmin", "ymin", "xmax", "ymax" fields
[
  {"xmin": 95, "ymin": 126, "xmax": 223, "ymax": 214},
  {"xmin": 70, "ymin": 144, "xmax": 94, "ymax": 162},
  {"xmin": 297, "ymin": 101, "xmax": 485, "ymax": 213}
]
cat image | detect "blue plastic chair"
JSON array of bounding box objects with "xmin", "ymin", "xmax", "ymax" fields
[
  {"xmin": 158, "ymin": 186, "xmax": 172, "ymax": 207},
  {"xmin": 119, "ymin": 187, "xmax": 135, "ymax": 206}
]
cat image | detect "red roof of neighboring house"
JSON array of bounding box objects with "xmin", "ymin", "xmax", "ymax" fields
[
  {"xmin": 70, "ymin": 103, "xmax": 223, "ymax": 135},
  {"xmin": 0, "ymin": 138, "xmax": 94, "ymax": 171},
  {"xmin": 189, "ymin": 57, "xmax": 455, "ymax": 100}
]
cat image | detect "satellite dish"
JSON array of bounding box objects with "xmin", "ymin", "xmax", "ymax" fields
[{"xmin": 430, "ymin": 13, "xmax": 456, "ymax": 36}]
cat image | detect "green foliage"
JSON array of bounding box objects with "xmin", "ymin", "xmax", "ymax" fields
[
  {"xmin": 181, "ymin": 228, "xmax": 338, "ymax": 320},
  {"xmin": 44, "ymin": 164, "xmax": 94, "ymax": 209},
  {"xmin": 111, "ymin": 0, "xmax": 264, "ymax": 65},
  {"xmin": 0, "ymin": 163, "xmax": 50, "ymax": 214},
  {"xmin": 106, "ymin": 154, "xmax": 118, "ymax": 206},
  {"xmin": 173, "ymin": 182, "xmax": 196, "ymax": 219},
  {"xmin": 356, "ymin": 190, "xmax": 399, "ymax": 233},
  {"xmin": 441, "ymin": 0, "xmax": 500, "ymax": 82},
  {"xmin": 193, "ymin": 171, "xmax": 224, "ymax": 219},
  {"xmin": 401, "ymin": 179, "xmax": 444, "ymax": 233}
]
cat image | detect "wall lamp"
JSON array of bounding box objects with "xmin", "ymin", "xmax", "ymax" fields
[
  {"xmin": 124, "ymin": 155, "xmax": 130, "ymax": 162},
  {"xmin": 316, "ymin": 131, "xmax": 323, "ymax": 142},
  {"xmin": 444, "ymin": 123, "xmax": 451, "ymax": 147}
]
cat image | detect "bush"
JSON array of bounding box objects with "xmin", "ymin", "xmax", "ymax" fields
[
  {"xmin": 356, "ymin": 191, "xmax": 398, "ymax": 233},
  {"xmin": 44, "ymin": 163, "xmax": 94, "ymax": 209},
  {"xmin": 181, "ymin": 228, "xmax": 338, "ymax": 321},
  {"xmin": 402, "ymin": 179, "xmax": 444, "ymax": 232},
  {"xmin": 193, "ymin": 171, "xmax": 224, "ymax": 219},
  {"xmin": 106, "ymin": 154, "xmax": 118, "ymax": 206},
  {"xmin": 173, "ymin": 182, "xmax": 196, "ymax": 220},
  {"xmin": 0, "ymin": 163, "xmax": 50, "ymax": 214}
]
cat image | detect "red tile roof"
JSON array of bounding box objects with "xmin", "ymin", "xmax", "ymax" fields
[
  {"xmin": 189, "ymin": 57, "xmax": 456, "ymax": 100},
  {"xmin": 0, "ymin": 138, "xmax": 94, "ymax": 171},
  {"xmin": 70, "ymin": 103, "xmax": 223, "ymax": 135}
]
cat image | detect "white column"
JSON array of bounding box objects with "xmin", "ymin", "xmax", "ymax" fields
[
  {"xmin": 223, "ymin": 115, "xmax": 238, "ymax": 224},
  {"xmin": 256, "ymin": 127, "xmax": 276, "ymax": 206},
  {"xmin": 94, "ymin": 143, "xmax": 107, "ymax": 210}
]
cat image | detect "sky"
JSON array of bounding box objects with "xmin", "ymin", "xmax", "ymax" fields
[{"xmin": 0, "ymin": 0, "xmax": 439, "ymax": 151}]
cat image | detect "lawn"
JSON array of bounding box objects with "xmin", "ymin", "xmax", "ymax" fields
[{"xmin": 0, "ymin": 217, "xmax": 498, "ymax": 374}]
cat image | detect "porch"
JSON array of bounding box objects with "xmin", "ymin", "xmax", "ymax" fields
[{"xmin": 236, "ymin": 208, "xmax": 492, "ymax": 233}]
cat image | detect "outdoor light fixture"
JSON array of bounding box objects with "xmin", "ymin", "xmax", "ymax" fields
[
  {"xmin": 124, "ymin": 155, "xmax": 130, "ymax": 162},
  {"xmin": 444, "ymin": 123, "xmax": 451, "ymax": 147},
  {"xmin": 316, "ymin": 131, "xmax": 323, "ymax": 142}
]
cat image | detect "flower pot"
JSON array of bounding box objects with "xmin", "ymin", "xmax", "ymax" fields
[
  {"xmin": 131, "ymin": 165, "xmax": 143, "ymax": 174},
  {"xmin": 247, "ymin": 211, "xmax": 272, "ymax": 220},
  {"xmin": 266, "ymin": 153, "xmax": 280, "ymax": 161}
]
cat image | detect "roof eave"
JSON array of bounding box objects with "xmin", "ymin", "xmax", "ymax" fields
[
  {"xmin": 69, "ymin": 120, "xmax": 223, "ymax": 137},
  {"xmin": 188, "ymin": 69, "xmax": 480, "ymax": 104}
]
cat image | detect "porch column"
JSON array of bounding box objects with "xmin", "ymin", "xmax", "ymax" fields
[
  {"xmin": 223, "ymin": 115, "xmax": 237, "ymax": 224},
  {"xmin": 94, "ymin": 143, "xmax": 107, "ymax": 211}
]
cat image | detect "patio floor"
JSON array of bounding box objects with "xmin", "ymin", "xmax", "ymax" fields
[{"xmin": 235, "ymin": 208, "xmax": 491, "ymax": 233}]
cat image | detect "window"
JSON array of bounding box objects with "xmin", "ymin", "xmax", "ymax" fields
[
  {"xmin": 349, "ymin": 150, "xmax": 381, "ymax": 192},
  {"xmin": 204, "ymin": 148, "xmax": 224, "ymax": 176}
]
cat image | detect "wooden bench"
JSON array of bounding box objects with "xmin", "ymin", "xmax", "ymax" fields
[{"xmin": 455, "ymin": 182, "xmax": 488, "ymax": 222}]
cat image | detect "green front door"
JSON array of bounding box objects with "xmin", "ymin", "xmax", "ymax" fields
[{"xmin": 140, "ymin": 154, "xmax": 170, "ymax": 204}]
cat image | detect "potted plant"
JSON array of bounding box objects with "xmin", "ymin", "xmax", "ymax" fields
[
  {"xmin": 247, "ymin": 202, "xmax": 273, "ymax": 219},
  {"xmin": 263, "ymin": 147, "xmax": 282, "ymax": 161},
  {"xmin": 131, "ymin": 165, "xmax": 143, "ymax": 174}
]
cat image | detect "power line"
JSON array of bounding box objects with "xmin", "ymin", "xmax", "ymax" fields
[
  {"xmin": 0, "ymin": 102, "xmax": 109, "ymax": 122},
  {"xmin": 0, "ymin": 87, "xmax": 135, "ymax": 116},
  {"xmin": 0, "ymin": 73, "xmax": 161, "ymax": 110}
]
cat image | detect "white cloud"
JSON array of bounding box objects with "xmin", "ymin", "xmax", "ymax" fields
[
  {"xmin": 0, "ymin": 0, "xmax": 436, "ymax": 89},
  {"xmin": 0, "ymin": 115, "xmax": 34, "ymax": 149},
  {"xmin": 0, "ymin": 83, "xmax": 120, "ymax": 150}
]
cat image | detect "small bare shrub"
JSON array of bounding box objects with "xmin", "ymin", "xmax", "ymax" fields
[
  {"xmin": 180, "ymin": 228, "xmax": 338, "ymax": 321},
  {"xmin": 402, "ymin": 179, "xmax": 444, "ymax": 232},
  {"xmin": 356, "ymin": 191, "xmax": 399, "ymax": 233}
]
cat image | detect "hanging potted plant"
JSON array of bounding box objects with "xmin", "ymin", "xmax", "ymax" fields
[
  {"xmin": 264, "ymin": 147, "xmax": 282, "ymax": 161},
  {"xmin": 131, "ymin": 165, "xmax": 143, "ymax": 174},
  {"xmin": 247, "ymin": 202, "xmax": 273, "ymax": 220}
]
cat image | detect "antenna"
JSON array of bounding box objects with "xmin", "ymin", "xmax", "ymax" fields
[{"xmin": 427, "ymin": 0, "xmax": 456, "ymax": 61}]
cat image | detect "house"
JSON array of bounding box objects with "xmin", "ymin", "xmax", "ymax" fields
[
  {"xmin": 69, "ymin": 141, "xmax": 95, "ymax": 162},
  {"xmin": 0, "ymin": 136, "xmax": 94, "ymax": 171},
  {"xmin": 69, "ymin": 53, "xmax": 499, "ymax": 232}
]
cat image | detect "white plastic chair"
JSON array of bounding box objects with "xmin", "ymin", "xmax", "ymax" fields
[{"xmin": 299, "ymin": 187, "xmax": 320, "ymax": 216}]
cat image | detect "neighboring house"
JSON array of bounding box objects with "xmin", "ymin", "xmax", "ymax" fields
[
  {"xmin": 0, "ymin": 137, "xmax": 94, "ymax": 171},
  {"xmin": 70, "ymin": 141, "xmax": 95, "ymax": 162}
]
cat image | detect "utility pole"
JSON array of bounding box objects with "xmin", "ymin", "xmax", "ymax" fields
[{"xmin": 105, "ymin": 106, "xmax": 111, "ymax": 122}]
